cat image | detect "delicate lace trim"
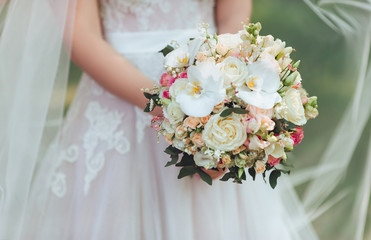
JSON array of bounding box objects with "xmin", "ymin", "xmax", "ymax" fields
[
  {"xmin": 135, "ymin": 107, "xmax": 152, "ymax": 143},
  {"xmin": 83, "ymin": 102, "xmax": 130, "ymax": 195}
]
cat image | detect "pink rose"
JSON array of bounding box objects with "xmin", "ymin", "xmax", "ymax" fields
[
  {"xmin": 267, "ymin": 155, "xmax": 281, "ymax": 166},
  {"xmin": 162, "ymin": 90, "xmax": 170, "ymax": 99},
  {"xmin": 291, "ymin": 127, "xmax": 304, "ymax": 146},
  {"xmin": 160, "ymin": 73, "xmax": 172, "ymax": 86}
]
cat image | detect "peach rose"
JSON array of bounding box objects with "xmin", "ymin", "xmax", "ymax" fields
[
  {"xmin": 255, "ymin": 160, "xmax": 266, "ymax": 174},
  {"xmin": 175, "ymin": 125, "xmax": 187, "ymax": 139},
  {"xmin": 190, "ymin": 132, "xmax": 205, "ymax": 147},
  {"xmin": 183, "ymin": 116, "xmax": 200, "ymax": 129},
  {"xmin": 199, "ymin": 115, "xmax": 211, "ymax": 125},
  {"xmin": 164, "ymin": 133, "xmax": 174, "ymax": 144}
]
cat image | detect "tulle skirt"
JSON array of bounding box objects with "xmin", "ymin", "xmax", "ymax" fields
[{"xmin": 21, "ymin": 30, "xmax": 318, "ymax": 240}]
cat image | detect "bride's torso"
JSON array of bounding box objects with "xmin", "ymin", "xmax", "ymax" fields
[{"xmin": 99, "ymin": 0, "xmax": 215, "ymax": 33}]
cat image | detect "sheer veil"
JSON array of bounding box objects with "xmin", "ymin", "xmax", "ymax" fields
[
  {"xmin": 293, "ymin": 1, "xmax": 371, "ymax": 239},
  {"xmin": 0, "ymin": 0, "xmax": 76, "ymax": 238},
  {"xmin": 0, "ymin": 0, "xmax": 370, "ymax": 239}
]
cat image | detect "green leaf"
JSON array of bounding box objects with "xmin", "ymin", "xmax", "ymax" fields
[
  {"xmin": 143, "ymin": 92, "xmax": 154, "ymax": 99},
  {"xmin": 269, "ymin": 170, "xmax": 281, "ymax": 189},
  {"xmin": 232, "ymin": 108, "xmax": 249, "ymax": 115},
  {"xmin": 175, "ymin": 154, "xmax": 194, "ymax": 167},
  {"xmin": 165, "ymin": 154, "xmax": 179, "ymax": 167},
  {"xmin": 159, "ymin": 45, "xmax": 175, "ymax": 57},
  {"xmin": 262, "ymin": 171, "xmax": 267, "ymax": 183},
  {"xmin": 144, "ymin": 103, "xmax": 151, "ymax": 112},
  {"xmin": 238, "ymin": 168, "xmax": 244, "ymax": 179},
  {"xmin": 196, "ymin": 168, "xmax": 212, "ymax": 185},
  {"xmin": 220, "ymin": 108, "xmax": 233, "ymax": 117},
  {"xmin": 178, "ymin": 166, "xmax": 197, "ymax": 179},
  {"xmin": 164, "ymin": 145, "xmax": 182, "ymax": 155},
  {"xmin": 220, "ymin": 172, "xmax": 234, "ymax": 181},
  {"xmin": 248, "ymin": 167, "xmax": 256, "ymax": 181}
]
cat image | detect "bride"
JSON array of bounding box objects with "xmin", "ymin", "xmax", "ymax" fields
[
  {"xmin": 2, "ymin": 0, "xmax": 369, "ymax": 239},
  {"xmin": 2, "ymin": 0, "xmax": 317, "ymax": 239}
]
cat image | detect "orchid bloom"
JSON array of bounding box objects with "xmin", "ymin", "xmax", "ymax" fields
[
  {"xmin": 175, "ymin": 62, "xmax": 226, "ymax": 117},
  {"xmin": 236, "ymin": 55, "xmax": 282, "ymax": 109}
]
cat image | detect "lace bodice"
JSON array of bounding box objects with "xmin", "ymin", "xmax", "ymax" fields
[{"xmin": 100, "ymin": 0, "xmax": 215, "ymax": 33}]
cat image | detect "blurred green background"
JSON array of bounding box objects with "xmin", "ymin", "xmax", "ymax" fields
[{"xmin": 66, "ymin": 0, "xmax": 370, "ymax": 239}]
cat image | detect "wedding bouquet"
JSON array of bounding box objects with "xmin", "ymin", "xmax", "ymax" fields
[{"xmin": 143, "ymin": 22, "xmax": 318, "ymax": 188}]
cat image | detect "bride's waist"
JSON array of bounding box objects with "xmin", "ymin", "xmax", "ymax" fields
[{"xmin": 104, "ymin": 28, "xmax": 215, "ymax": 55}]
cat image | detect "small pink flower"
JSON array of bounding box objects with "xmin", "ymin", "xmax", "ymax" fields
[
  {"xmin": 267, "ymin": 155, "xmax": 281, "ymax": 166},
  {"xmin": 179, "ymin": 72, "xmax": 187, "ymax": 79},
  {"xmin": 162, "ymin": 90, "xmax": 170, "ymax": 99},
  {"xmin": 167, "ymin": 77, "xmax": 177, "ymax": 87},
  {"xmin": 160, "ymin": 73, "xmax": 172, "ymax": 86},
  {"xmin": 291, "ymin": 127, "xmax": 304, "ymax": 146}
]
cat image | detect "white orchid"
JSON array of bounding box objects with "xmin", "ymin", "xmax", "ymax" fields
[
  {"xmin": 175, "ymin": 62, "xmax": 226, "ymax": 117},
  {"xmin": 164, "ymin": 46, "xmax": 190, "ymax": 68},
  {"xmin": 236, "ymin": 54, "xmax": 282, "ymax": 109}
]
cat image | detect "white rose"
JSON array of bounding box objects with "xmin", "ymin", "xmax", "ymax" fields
[
  {"xmin": 202, "ymin": 113, "xmax": 247, "ymax": 152},
  {"xmin": 194, "ymin": 151, "xmax": 218, "ymax": 169},
  {"xmin": 173, "ymin": 138, "xmax": 187, "ymax": 151},
  {"xmin": 169, "ymin": 78, "xmax": 188, "ymax": 99},
  {"xmin": 216, "ymin": 33, "xmax": 242, "ymax": 55},
  {"xmin": 164, "ymin": 46, "xmax": 189, "ymax": 68},
  {"xmin": 163, "ymin": 101, "xmax": 185, "ymax": 124},
  {"xmin": 264, "ymin": 38, "xmax": 286, "ymax": 56},
  {"xmin": 217, "ymin": 57, "xmax": 248, "ymax": 88},
  {"xmin": 275, "ymin": 88, "xmax": 307, "ymax": 126},
  {"xmin": 161, "ymin": 119, "xmax": 177, "ymax": 134}
]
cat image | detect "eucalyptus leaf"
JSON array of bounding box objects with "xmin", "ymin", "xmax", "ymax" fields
[
  {"xmin": 196, "ymin": 168, "xmax": 212, "ymax": 185},
  {"xmin": 269, "ymin": 170, "xmax": 281, "ymax": 189},
  {"xmin": 159, "ymin": 45, "xmax": 175, "ymax": 57},
  {"xmin": 178, "ymin": 166, "xmax": 197, "ymax": 179}
]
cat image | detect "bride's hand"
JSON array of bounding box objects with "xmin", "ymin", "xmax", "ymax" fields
[{"xmin": 203, "ymin": 168, "xmax": 227, "ymax": 180}]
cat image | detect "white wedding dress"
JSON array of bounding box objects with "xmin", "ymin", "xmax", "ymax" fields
[{"xmin": 20, "ymin": 0, "xmax": 318, "ymax": 239}]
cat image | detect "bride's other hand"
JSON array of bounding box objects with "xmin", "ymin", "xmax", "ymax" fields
[
  {"xmin": 215, "ymin": 0, "xmax": 252, "ymax": 34},
  {"xmin": 203, "ymin": 168, "xmax": 227, "ymax": 180},
  {"xmin": 70, "ymin": 0, "xmax": 156, "ymax": 114}
]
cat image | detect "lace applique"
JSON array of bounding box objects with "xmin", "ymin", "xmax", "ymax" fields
[
  {"xmin": 51, "ymin": 172, "xmax": 67, "ymax": 198},
  {"xmin": 83, "ymin": 101, "xmax": 130, "ymax": 195},
  {"xmin": 135, "ymin": 107, "xmax": 152, "ymax": 143},
  {"xmin": 59, "ymin": 145, "xmax": 79, "ymax": 163},
  {"xmin": 50, "ymin": 144, "xmax": 80, "ymax": 198}
]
